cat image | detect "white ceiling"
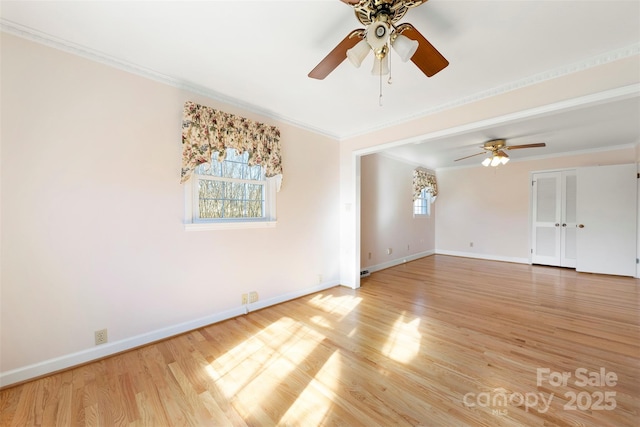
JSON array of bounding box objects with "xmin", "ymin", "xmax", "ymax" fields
[{"xmin": 1, "ymin": 0, "xmax": 639, "ymax": 168}]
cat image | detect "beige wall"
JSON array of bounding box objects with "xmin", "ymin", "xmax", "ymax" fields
[
  {"xmin": 435, "ymin": 147, "xmax": 637, "ymax": 261},
  {"xmin": 0, "ymin": 34, "xmax": 341, "ymax": 384},
  {"xmin": 360, "ymin": 154, "xmax": 435, "ymax": 271}
]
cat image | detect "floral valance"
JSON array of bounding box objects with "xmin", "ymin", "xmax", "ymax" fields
[
  {"xmin": 180, "ymin": 101, "xmax": 283, "ymax": 187},
  {"xmin": 412, "ymin": 169, "xmax": 438, "ymax": 201}
]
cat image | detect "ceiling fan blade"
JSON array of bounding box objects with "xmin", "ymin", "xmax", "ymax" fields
[
  {"xmin": 308, "ymin": 29, "xmax": 364, "ymax": 80},
  {"xmin": 496, "ymin": 150, "xmax": 509, "ymax": 158},
  {"xmin": 396, "ymin": 23, "xmax": 449, "ymax": 77},
  {"xmin": 454, "ymin": 152, "xmax": 486, "ymax": 162},
  {"xmin": 506, "ymin": 143, "xmax": 546, "ymax": 150}
]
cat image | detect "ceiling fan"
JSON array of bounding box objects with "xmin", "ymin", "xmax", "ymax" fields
[
  {"xmin": 455, "ymin": 139, "xmax": 547, "ymax": 167},
  {"xmin": 308, "ymin": 0, "xmax": 449, "ymax": 80}
]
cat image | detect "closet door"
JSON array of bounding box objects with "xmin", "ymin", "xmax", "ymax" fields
[
  {"xmin": 560, "ymin": 171, "xmax": 577, "ymax": 268},
  {"xmin": 576, "ymin": 163, "xmax": 637, "ymax": 276},
  {"xmin": 532, "ymin": 172, "xmax": 562, "ymax": 266}
]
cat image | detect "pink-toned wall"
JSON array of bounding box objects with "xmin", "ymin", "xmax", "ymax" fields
[
  {"xmin": 339, "ymin": 56, "xmax": 639, "ymax": 288},
  {"xmin": 0, "ymin": 34, "xmax": 341, "ymax": 385},
  {"xmin": 2, "ymin": 31, "xmax": 638, "ymax": 387},
  {"xmin": 360, "ymin": 154, "xmax": 435, "ymax": 271}
]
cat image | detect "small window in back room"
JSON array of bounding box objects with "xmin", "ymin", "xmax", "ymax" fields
[
  {"xmin": 412, "ymin": 168, "xmax": 437, "ymax": 217},
  {"xmin": 413, "ymin": 188, "xmax": 433, "ymax": 216}
]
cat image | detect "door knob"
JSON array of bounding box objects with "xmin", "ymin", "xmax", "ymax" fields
[
  {"xmin": 578, "ymin": 224, "xmax": 585, "ymax": 228},
  {"xmin": 562, "ymin": 223, "xmax": 567, "ymax": 227},
  {"xmin": 555, "ymin": 223, "xmax": 560, "ymax": 227}
]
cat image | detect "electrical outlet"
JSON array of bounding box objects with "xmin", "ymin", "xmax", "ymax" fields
[
  {"xmin": 317, "ymin": 274, "xmax": 323, "ymax": 284},
  {"xmin": 387, "ymin": 248, "xmax": 392, "ymax": 255},
  {"xmin": 249, "ymin": 291, "xmax": 259, "ymax": 303},
  {"xmin": 470, "ymin": 242, "xmax": 474, "ymax": 248},
  {"xmin": 95, "ymin": 329, "xmax": 108, "ymax": 345},
  {"xmin": 242, "ymin": 293, "xmax": 248, "ymax": 305}
]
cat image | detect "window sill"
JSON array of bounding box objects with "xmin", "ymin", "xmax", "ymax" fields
[{"xmin": 184, "ymin": 221, "xmax": 277, "ymax": 231}]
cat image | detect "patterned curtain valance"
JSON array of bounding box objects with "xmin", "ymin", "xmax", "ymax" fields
[
  {"xmin": 180, "ymin": 101, "xmax": 283, "ymax": 188},
  {"xmin": 412, "ymin": 169, "xmax": 438, "ymax": 201}
]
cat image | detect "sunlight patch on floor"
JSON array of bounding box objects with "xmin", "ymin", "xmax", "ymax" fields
[
  {"xmin": 205, "ymin": 317, "xmax": 298, "ymax": 390},
  {"xmin": 382, "ymin": 313, "xmax": 422, "ymax": 363},
  {"xmin": 310, "ymin": 314, "xmax": 332, "ymax": 328},
  {"xmin": 308, "ymin": 294, "xmax": 362, "ymax": 320},
  {"xmin": 205, "ymin": 316, "xmax": 331, "ymax": 422},
  {"xmin": 278, "ymin": 350, "xmax": 342, "ymax": 425},
  {"xmin": 203, "ymin": 294, "xmax": 364, "ymax": 423}
]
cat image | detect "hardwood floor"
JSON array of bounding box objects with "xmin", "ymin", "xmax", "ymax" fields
[{"xmin": 1, "ymin": 255, "xmax": 639, "ymax": 426}]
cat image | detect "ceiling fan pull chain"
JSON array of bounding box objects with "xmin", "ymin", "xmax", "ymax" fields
[
  {"xmin": 387, "ymin": 42, "xmax": 393, "ymax": 85},
  {"xmin": 378, "ymin": 54, "xmax": 383, "ymax": 106}
]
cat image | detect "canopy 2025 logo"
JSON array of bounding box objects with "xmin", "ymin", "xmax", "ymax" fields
[
  {"xmin": 537, "ymin": 367, "xmax": 617, "ymax": 411},
  {"xmin": 462, "ymin": 367, "xmax": 618, "ymax": 415}
]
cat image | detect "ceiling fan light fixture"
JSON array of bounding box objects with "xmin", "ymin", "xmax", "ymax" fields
[
  {"xmin": 371, "ymin": 54, "xmax": 390, "ymax": 76},
  {"xmin": 490, "ymin": 155, "xmax": 502, "ymax": 167},
  {"xmin": 392, "ymin": 34, "xmax": 418, "ymax": 62},
  {"xmin": 347, "ymin": 39, "xmax": 371, "ymax": 68},
  {"xmin": 308, "ymin": 1, "xmax": 449, "ymax": 83},
  {"xmin": 484, "ymin": 152, "xmax": 509, "ymax": 167}
]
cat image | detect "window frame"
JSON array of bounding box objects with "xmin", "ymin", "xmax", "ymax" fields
[
  {"xmin": 413, "ymin": 188, "xmax": 433, "ymax": 217},
  {"xmin": 184, "ymin": 150, "xmax": 277, "ymax": 231}
]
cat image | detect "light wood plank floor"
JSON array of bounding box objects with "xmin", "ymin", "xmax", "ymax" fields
[{"xmin": 1, "ymin": 255, "xmax": 639, "ymax": 426}]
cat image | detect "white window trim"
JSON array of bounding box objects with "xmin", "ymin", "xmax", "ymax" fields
[
  {"xmin": 413, "ymin": 190, "xmax": 434, "ymax": 218},
  {"xmin": 183, "ymin": 175, "xmax": 278, "ymax": 231}
]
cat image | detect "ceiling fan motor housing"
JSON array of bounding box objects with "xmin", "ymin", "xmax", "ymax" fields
[
  {"xmin": 354, "ymin": 0, "xmax": 419, "ymax": 26},
  {"xmin": 484, "ymin": 139, "xmax": 506, "ymax": 150}
]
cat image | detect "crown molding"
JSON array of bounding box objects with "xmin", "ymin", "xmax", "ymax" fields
[
  {"xmin": 2, "ymin": 18, "xmax": 638, "ymax": 141},
  {"xmin": 342, "ymin": 43, "xmax": 640, "ymax": 140},
  {"xmin": 0, "ymin": 19, "xmax": 340, "ymax": 140}
]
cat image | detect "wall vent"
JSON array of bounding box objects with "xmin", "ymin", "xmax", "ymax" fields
[{"xmin": 360, "ymin": 270, "xmax": 370, "ymax": 278}]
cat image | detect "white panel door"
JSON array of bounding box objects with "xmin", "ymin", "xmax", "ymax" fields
[
  {"xmin": 532, "ymin": 171, "xmax": 577, "ymax": 267},
  {"xmin": 560, "ymin": 171, "xmax": 577, "ymax": 268},
  {"xmin": 576, "ymin": 164, "xmax": 637, "ymax": 276},
  {"xmin": 532, "ymin": 172, "xmax": 562, "ymax": 266}
]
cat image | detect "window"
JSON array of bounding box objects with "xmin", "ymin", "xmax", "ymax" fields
[
  {"xmin": 412, "ymin": 169, "xmax": 437, "ymax": 217},
  {"xmin": 413, "ymin": 188, "xmax": 433, "ymax": 217},
  {"xmin": 185, "ymin": 148, "xmax": 276, "ymax": 230}
]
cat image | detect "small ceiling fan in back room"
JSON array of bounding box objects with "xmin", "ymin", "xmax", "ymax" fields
[
  {"xmin": 455, "ymin": 139, "xmax": 547, "ymax": 167},
  {"xmin": 308, "ymin": 0, "xmax": 449, "ymax": 83}
]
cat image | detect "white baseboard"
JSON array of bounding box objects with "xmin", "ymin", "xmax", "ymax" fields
[
  {"xmin": 363, "ymin": 250, "xmax": 435, "ymax": 274},
  {"xmin": 361, "ymin": 249, "xmax": 528, "ymax": 275},
  {"xmin": 0, "ymin": 280, "xmax": 340, "ymax": 388},
  {"xmin": 244, "ymin": 280, "xmax": 340, "ymax": 312},
  {"xmin": 435, "ymin": 249, "xmax": 529, "ymax": 265}
]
